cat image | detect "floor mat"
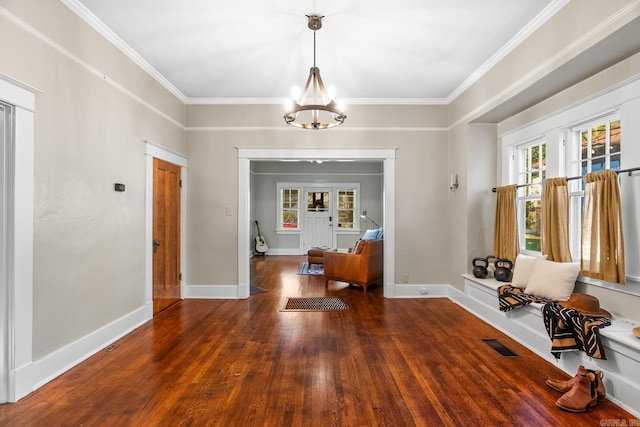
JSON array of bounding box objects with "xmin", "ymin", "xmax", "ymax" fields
[
  {"xmin": 299, "ymin": 262, "xmax": 324, "ymax": 275},
  {"xmin": 281, "ymin": 297, "xmax": 349, "ymax": 312}
]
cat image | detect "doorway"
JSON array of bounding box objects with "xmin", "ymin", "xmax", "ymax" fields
[
  {"xmin": 0, "ymin": 101, "xmax": 12, "ymax": 403},
  {"xmin": 303, "ymin": 188, "xmax": 333, "ymax": 250},
  {"xmin": 152, "ymin": 158, "xmax": 182, "ymax": 315},
  {"xmin": 237, "ymin": 148, "xmax": 396, "ymax": 299}
]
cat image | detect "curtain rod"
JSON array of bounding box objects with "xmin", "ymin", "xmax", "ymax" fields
[{"xmin": 491, "ymin": 166, "xmax": 640, "ymax": 193}]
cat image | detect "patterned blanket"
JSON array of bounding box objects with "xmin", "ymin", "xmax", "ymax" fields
[
  {"xmin": 497, "ymin": 285, "xmax": 551, "ymax": 312},
  {"xmin": 542, "ymin": 302, "xmax": 611, "ymax": 360}
]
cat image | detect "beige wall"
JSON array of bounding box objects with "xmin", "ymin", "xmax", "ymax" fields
[
  {"xmin": 185, "ymin": 111, "xmax": 451, "ymax": 286},
  {"xmin": 2, "ymin": 0, "xmax": 640, "ymax": 370},
  {"xmin": 0, "ymin": 0, "xmax": 186, "ymax": 358},
  {"xmin": 444, "ymin": 0, "xmax": 640, "ymax": 320}
]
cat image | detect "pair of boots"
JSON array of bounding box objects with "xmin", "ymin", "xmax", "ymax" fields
[{"xmin": 545, "ymin": 365, "xmax": 606, "ymax": 412}]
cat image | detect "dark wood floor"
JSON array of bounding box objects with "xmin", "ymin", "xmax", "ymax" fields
[{"xmin": 0, "ymin": 255, "xmax": 634, "ymax": 426}]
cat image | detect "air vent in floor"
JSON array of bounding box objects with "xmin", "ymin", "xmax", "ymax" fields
[{"xmin": 482, "ymin": 339, "xmax": 519, "ymax": 357}]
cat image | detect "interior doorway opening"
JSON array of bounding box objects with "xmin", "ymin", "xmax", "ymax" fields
[{"xmin": 237, "ymin": 148, "xmax": 396, "ymax": 299}]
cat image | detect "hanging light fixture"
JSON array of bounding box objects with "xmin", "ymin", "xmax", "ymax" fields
[{"xmin": 284, "ymin": 14, "xmax": 346, "ymax": 129}]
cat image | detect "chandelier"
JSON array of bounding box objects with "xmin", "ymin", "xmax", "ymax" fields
[{"xmin": 284, "ymin": 14, "xmax": 346, "ymax": 129}]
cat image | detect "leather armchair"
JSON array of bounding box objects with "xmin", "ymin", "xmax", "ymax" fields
[{"xmin": 323, "ymin": 239, "xmax": 383, "ymax": 293}]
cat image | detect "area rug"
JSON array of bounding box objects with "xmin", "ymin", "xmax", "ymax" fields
[
  {"xmin": 299, "ymin": 262, "xmax": 324, "ymax": 275},
  {"xmin": 281, "ymin": 297, "xmax": 349, "ymax": 312}
]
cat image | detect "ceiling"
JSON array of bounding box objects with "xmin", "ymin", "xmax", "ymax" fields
[{"xmin": 67, "ymin": 0, "xmax": 563, "ymax": 105}]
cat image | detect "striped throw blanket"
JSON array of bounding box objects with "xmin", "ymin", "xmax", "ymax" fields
[
  {"xmin": 542, "ymin": 302, "xmax": 611, "ymax": 360},
  {"xmin": 497, "ymin": 285, "xmax": 551, "ymax": 312}
]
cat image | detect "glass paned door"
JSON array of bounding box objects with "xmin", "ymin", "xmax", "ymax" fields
[{"xmin": 303, "ymin": 189, "xmax": 333, "ymax": 250}]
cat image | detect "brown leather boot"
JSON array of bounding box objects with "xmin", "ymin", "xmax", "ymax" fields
[
  {"xmin": 555, "ymin": 372, "xmax": 598, "ymax": 412},
  {"xmin": 545, "ymin": 365, "xmax": 587, "ymax": 393},
  {"xmin": 592, "ymin": 369, "xmax": 606, "ymax": 401},
  {"xmin": 546, "ymin": 366, "xmax": 606, "ymax": 401}
]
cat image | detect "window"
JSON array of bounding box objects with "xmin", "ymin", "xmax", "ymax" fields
[
  {"xmin": 281, "ymin": 188, "xmax": 299, "ymax": 229},
  {"xmin": 567, "ymin": 115, "xmax": 621, "ymax": 259},
  {"xmin": 307, "ymin": 191, "xmax": 329, "ymax": 212},
  {"xmin": 516, "ymin": 139, "xmax": 546, "ymax": 252},
  {"xmin": 337, "ymin": 189, "xmax": 356, "ymax": 229}
]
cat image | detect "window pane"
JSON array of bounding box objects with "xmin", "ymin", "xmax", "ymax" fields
[
  {"xmin": 610, "ymin": 154, "xmax": 621, "ymax": 171},
  {"xmin": 581, "ymin": 160, "xmax": 588, "ymax": 176},
  {"xmin": 338, "ymin": 211, "xmax": 354, "ymax": 228},
  {"xmin": 307, "ymin": 192, "xmax": 329, "ymax": 211},
  {"xmin": 591, "ymin": 124, "xmax": 606, "ymax": 157},
  {"xmin": 610, "ymin": 120, "xmax": 620, "ymax": 154},
  {"xmin": 581, "ymin": 130, "xmax": 588, "ymax": 160},
  {"xmin": 525, "ymin": 200, "xmax": 541, "ymax": 252},
  {"xmin": 592, "ymin": 157, "xmax": 605, "ymax": 172},
  {"xmin": 282, "ymin": 210, "xmax": 298, "ymax": 228},
  {"xmin": 531, "ymin": 146, "xmax": 539, "ymax": 170}
]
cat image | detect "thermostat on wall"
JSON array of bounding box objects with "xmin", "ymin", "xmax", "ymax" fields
[{"xmin": 114, "ymin": 183, "xmax": 125, "ymax": 192}]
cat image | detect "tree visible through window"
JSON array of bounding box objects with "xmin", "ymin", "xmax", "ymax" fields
[{"xmin": 517, "ymin": 140, "xmax": 546, "ymax": 252}]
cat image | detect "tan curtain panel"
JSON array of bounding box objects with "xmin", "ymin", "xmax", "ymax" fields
[
  {"xmin": 581, "ymin": 169, "xmax": 626, "ymax": 284},
  {"xmin": 541, "ymin": 177, "xmax": 572, "ymax": 262},
  {"xmin": 493, "ymin": 184, "xmax": 519, "ymax": 262}
]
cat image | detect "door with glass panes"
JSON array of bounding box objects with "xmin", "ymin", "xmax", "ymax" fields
[{"xmin": 303, "ymin": 189, "xmax": 333, "ymax": 250}]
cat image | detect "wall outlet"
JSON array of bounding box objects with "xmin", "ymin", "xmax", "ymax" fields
[
  {"xmin": 402, "ymin": 274, "xmax": 409, "ymax": 283},
  {"xmin": 420, "ymin": 288, "xmax": 429, "ymax": 295}
]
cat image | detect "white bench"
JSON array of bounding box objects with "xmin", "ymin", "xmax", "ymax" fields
[{"xmin": 459, "ymin": 274, "xmax": 640, "ymax": 417}]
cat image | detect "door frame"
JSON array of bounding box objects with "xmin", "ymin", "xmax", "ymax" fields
[
  {"xmin": 238, "ymin": 148, "xmax": 396, "ymax": 299},
  {"xmin": 144, "ymin": 141, "xmax": 187, "ymax": 318},
  {"xmin": 0, "ymin": 74, "xmax": 37, "ymax": 402}
]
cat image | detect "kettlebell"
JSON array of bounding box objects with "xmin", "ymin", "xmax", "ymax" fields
[
  {"xmin": 472, "ymin": 257, "xmax": 489, "ymax": 279},
  {"xmin": 486, "ymin": 255, "xmax": 497, "ymax": 278},
  {"xmin": 494, "ymin": 258, "xmax": 513, "ymax": 282}
]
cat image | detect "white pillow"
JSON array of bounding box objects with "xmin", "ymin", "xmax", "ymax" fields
[
  {"xmin": 524, "ymin": 258, "xmax": 579, "ymax": 301},
  {"xmin": 511, "ymin": 253, "xmax": 548, "ymax": 289}
]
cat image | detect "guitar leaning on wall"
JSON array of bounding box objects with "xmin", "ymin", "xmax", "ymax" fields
[{"xmin": 254, "ymin": 220, "xmax": 268, "ymax": 256}]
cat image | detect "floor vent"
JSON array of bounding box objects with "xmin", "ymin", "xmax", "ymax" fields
[
  {"xmin": 281, "ymin": 297, "xmax": 349, "ymax": 312},
  {"xmin": 482, "ymin": 339, "xmax": 519, "ymax": 357}
]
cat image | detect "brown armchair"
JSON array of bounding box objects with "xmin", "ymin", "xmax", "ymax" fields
[{"xmin": 323, "ymin": 239, "xmax": 383, "ymax": 293}]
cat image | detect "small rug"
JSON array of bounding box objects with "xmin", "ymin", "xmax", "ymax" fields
[
  {"xmin": 281, "ymin": 297, "xmax": 349, "ymax": 312},
  {"xmin": 299, "ymin": 262, "xmax": 324, "ymax": 275}
]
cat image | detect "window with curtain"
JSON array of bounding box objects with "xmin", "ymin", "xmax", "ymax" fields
[
  {"xmin": 567, "ymin": 115, "xmax": 621, "ymax": 260},
  {"xmin": 516, "ymin": 138, "xmax": 546, "ymax": 253}
]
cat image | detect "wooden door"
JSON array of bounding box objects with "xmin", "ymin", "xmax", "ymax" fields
[{"xmin": 153, "ymin": 158, "xmax": 181, "ymax": 315}]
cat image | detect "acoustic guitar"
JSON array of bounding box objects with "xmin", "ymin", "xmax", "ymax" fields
[{"xmin": 254, "ymin": 220, "xmax": 268, "ymax": 255}]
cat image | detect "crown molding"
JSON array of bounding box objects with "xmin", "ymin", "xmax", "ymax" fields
[
  {"xmin": 446, "ymin": 0, "xmax": 569, "ymax": 103},
  {"xmin": 60, "ymin": 0, "xmax": 187, "ymax": 103}
]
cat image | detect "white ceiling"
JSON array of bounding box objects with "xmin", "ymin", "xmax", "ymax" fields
[{"xmin": 65, "ymin": 0, "xmax": 566, "ymax": 105}]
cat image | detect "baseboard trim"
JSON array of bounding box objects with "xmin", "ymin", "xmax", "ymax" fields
[
  {"xmin": 184, "ymin": 284, "xmax": 241, "ymax": 299},
  {"xmin": 393, "ymin": 284, "xmax": 450, "ymax": 298},
  {"xmin": 26, "ymin": 304, "xmax": 150, "ymax": 396}
]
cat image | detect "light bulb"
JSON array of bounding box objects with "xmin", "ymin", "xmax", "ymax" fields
[
  {"xmin": 328, "ymin": 86, "xmax": 336, "ymax": 100},
  {"xmin": 291, "ymin": 86, "xmax": 301, "ymax": 101}
]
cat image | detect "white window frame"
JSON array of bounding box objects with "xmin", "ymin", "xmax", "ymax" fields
[
  {"xmin": 276, "ymin": 184, "xmax": 301, "ymax": 232},
  {"xmin": 515, "ymin": 137, "xmax": 546, "ymax": 254},
  {"xmin": 336, "ymin": 188, "xmax": 358, "ymax": 230},
  {"xmin": 500, "ymin": 75, "xmax": 640, "ymax": 296},
  {"xmin": 565, "ymin": 113, "xmax": 621, "ymax": 261}
]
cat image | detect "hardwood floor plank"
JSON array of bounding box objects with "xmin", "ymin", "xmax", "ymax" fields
[{"xmin": 0, "ymin": 255, "xmax": 635, "ymax": 426}]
